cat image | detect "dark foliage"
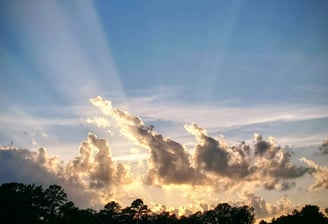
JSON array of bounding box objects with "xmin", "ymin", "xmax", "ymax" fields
[
  {"xmin": 0, "ymin": 182, "xmax": 326, "ymax": 224},
  {"xmin": 259, "ymin": 204, "xmax": 328, "ymax": 224},
  {"xmin": 0, "ymin": 183, "xmax": 96, "ymax": 224}
]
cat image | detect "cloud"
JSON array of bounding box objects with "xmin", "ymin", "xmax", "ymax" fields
[
  {"xmin": 90, "ymin": 96, "xmax": 203, "ymax": 185},
  {"xmin": 252, "ymin": 134, "xmax": 308, "ymax": 181},
  {"xmin": 184, "ymin": 123, "xmax": 307, "ymax": 190},
  {"xmin": 239, "ymin": 193, "xmax": 295, "ymax": 219},
  {"xmin": 251, "ymin": 135, "xmax": 309, "ymax": 185},
  {"xmin": 187, "ymin": 124, "xmax": 256, "ymax": 180},
  {"xmin": 107, "ymin": 93, "xmax": 328, "ymax": 150},
  {"xmin": 253, "ymin": 133, "xmax": 272, "ymax": 156},
  {"xmin": 65, "ymin": 133, "xmax": 131, "ymax": 189},
  {"xmin": 319, "ymin": 139, "xmax": 328, "ymax": 154},
  {"xmin": 112, "ymin": 93, "xmax": 328, "ymax": 130},
  {"xmin": 300, "ymin": 157, "xmax": 328, "ymax": 190},
  {"xmin": 2, "ymin": 96, "xmax": 320, "ymax": 215},
  {"xmin": 0, "ymin": 133, "xmax": 131, "ymax": 208},
  {"xmin": 0, "ymin": 146, "xmax": 96, "ymax": 208},
  {"xmin": 90, "ymin": 97, "xmax": 311, "ymax": 193},
  {"xmin": 86, "ymin": 117, "xmax": 111, "ymax": 128}
]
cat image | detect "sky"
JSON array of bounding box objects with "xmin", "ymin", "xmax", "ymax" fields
[{"xmin": 0, "ymin": 0, "xmax": 328, "ymax": 221}]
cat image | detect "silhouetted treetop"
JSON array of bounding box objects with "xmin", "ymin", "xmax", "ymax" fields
[
  {"xmin": 260, "ymin": 204, "xmax": 328, "ymax": 224},
  {"xmin": 1, "ymin": 182, "xmax": 326, "ymax": 224}
]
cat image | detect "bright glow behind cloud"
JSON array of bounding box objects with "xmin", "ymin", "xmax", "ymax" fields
[
  {"xmin": 90, "ymin": 96, "xmax": 312, "ymax": 191},
  {"xmin": 1, "ymin": 96, "xmax": 327, "ymax": 220}
]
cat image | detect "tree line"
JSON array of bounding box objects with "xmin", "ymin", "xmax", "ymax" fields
[{"xmin": 0, "ymin": 182, "xmax": 327, "ymax": 224}]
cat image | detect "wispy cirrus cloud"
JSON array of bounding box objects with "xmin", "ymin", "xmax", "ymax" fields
[{"xmin": 112, "ymin": 92, "xmax": 328, "ymax": 128}]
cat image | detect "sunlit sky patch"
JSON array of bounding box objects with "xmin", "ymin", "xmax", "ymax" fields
[{"xmin": 0, "ymin": 0, "xmax": 328, "ymax": 221}]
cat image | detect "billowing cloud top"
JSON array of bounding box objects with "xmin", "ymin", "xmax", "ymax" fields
[
  {"xmin": 1, "ymin": 96, "xmax": 327, "ymax": 219},
  {"xmin": 90, "ymin": 96, "xmax": 202, "ymax": 185},
  {"xmin": 0, "ymin": 133, "xmax": 130, "ymax": 208},
  {"xmin": 65, "ymin": 133, "xmax": 131, "ymax": 189},
  {"xmin": 90, "ymin": 96, "xmax": 319, "ymax": 192}
]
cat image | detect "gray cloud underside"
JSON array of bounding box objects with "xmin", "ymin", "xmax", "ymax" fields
[
  {"xmin": 319, "ymin": 139, "xmax": 328, "ymax": 154},
  {"xmin": 0, "ymin": 133, "xmax": 130, "ymax": 208},
  {"xmin": 90, "ymin": 97, "xmax": 320, "ymax": 191},
  {"xmin": 1, "ymin": 96, "xmax": 326, "ymax": 211}
]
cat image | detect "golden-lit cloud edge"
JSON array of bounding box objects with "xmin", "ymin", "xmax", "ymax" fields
[{"xmin": 1, "ymin": 96, "xmax": 327, "ymax": 220}]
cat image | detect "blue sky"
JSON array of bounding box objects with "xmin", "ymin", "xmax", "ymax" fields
[
  {"xmin": 1, "ymin": 0, "xmax": 328, "ymax": 106},
  {"xmin": 0, "ymin": 0, "xmax": 328, "ymax": 221},
  {"xmin": 102, "ymin": 0, "xmax": 328, "ymax": 103}
]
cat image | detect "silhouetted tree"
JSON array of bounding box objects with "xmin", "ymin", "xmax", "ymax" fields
[
  {"xmin": 125, "ymin": 198, "xmax": 152, "ymax": 224},
  {"xmin": 202, "ymin": 203, "xmax": 255, "ymax": 224},
  {"xmin": 178, "ymin": 203, "xmax": 254, "ymax": 224},
  {"xmin": 0, "ymin": 182, "xmax": 83, "ymax": 224},
  {"xmin": 97, "ymin": 201, "xmax": 122, "ymax": 224},
  {"xmin": 302, "ymin": 205, "xmax": 326, "ymax": 223},
  {"xmin": 151, "ymin": 211, "xmax": 177, "ymax": 224},
  {"xmin": 231, "ymin": 205, "xmax": 255, "ymax": 224},
  {"xmin": 262, "ymin": 204, "xmax": 328, "ymax": 224},
  {"xmin": 42, "ymin": 184, "xmax": 69, "ymax": 223},
  {"xmin": 2, "ymin": 182, "xmax": 327, "ymax": 224}
]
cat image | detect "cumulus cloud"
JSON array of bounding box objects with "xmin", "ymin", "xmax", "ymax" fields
[
  {"xmin": 90, "ymin": 96, "xmax": 203, "ymax": 185},
  {"xmin": 0, "ymin": 146, "xmax": 95, "ymax": 207},
  {"xmin": 184, "ymin": 123, "xmax": 307, "ymax": 191},
  {"xmin": 300, "ymin": 157, "xmax": 328, "ymax": 190},
  {"xmin": 3, "ymin": 96, "xmax": 321, "ymax": 216},
  {"xmin": 65, "ymin": 133, "xmax": 130, "ymax": 189},
  {"xmin": 253, "ymin": 133, "xmax": 273, "ymax": 157},
  {"xmin": 0, "ymin": 133, "xmax": 131, "ymax": 208},
  {"xmin": 89, "ymin": 97, "xmax": 312, "ymax": 194},
  {"xmin": 0, "ymin": 147, "xmax": 59, "ymax": 185},
  {"xmin": 185, "ymin": 123, "xmax": 252, "ymax": 179},
  {"xmin": 239, "ymin": 193, "xmax": 295, "ymax": 219},
  {"xmin": 319, "ymin": 139, "xmax": 328, "ymax": 154}
]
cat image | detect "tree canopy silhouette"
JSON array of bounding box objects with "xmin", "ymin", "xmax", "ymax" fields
[
  {"xmin": 259, "ymin": 204, "xmax": 328, "ymax": 224},
  {"xmin": 1, "ymin": 182, "xmax": 327, "ymax": 224},
  {"xmin": 0, "ymin": 182, "xmax": 96, "ymax": 224}
]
